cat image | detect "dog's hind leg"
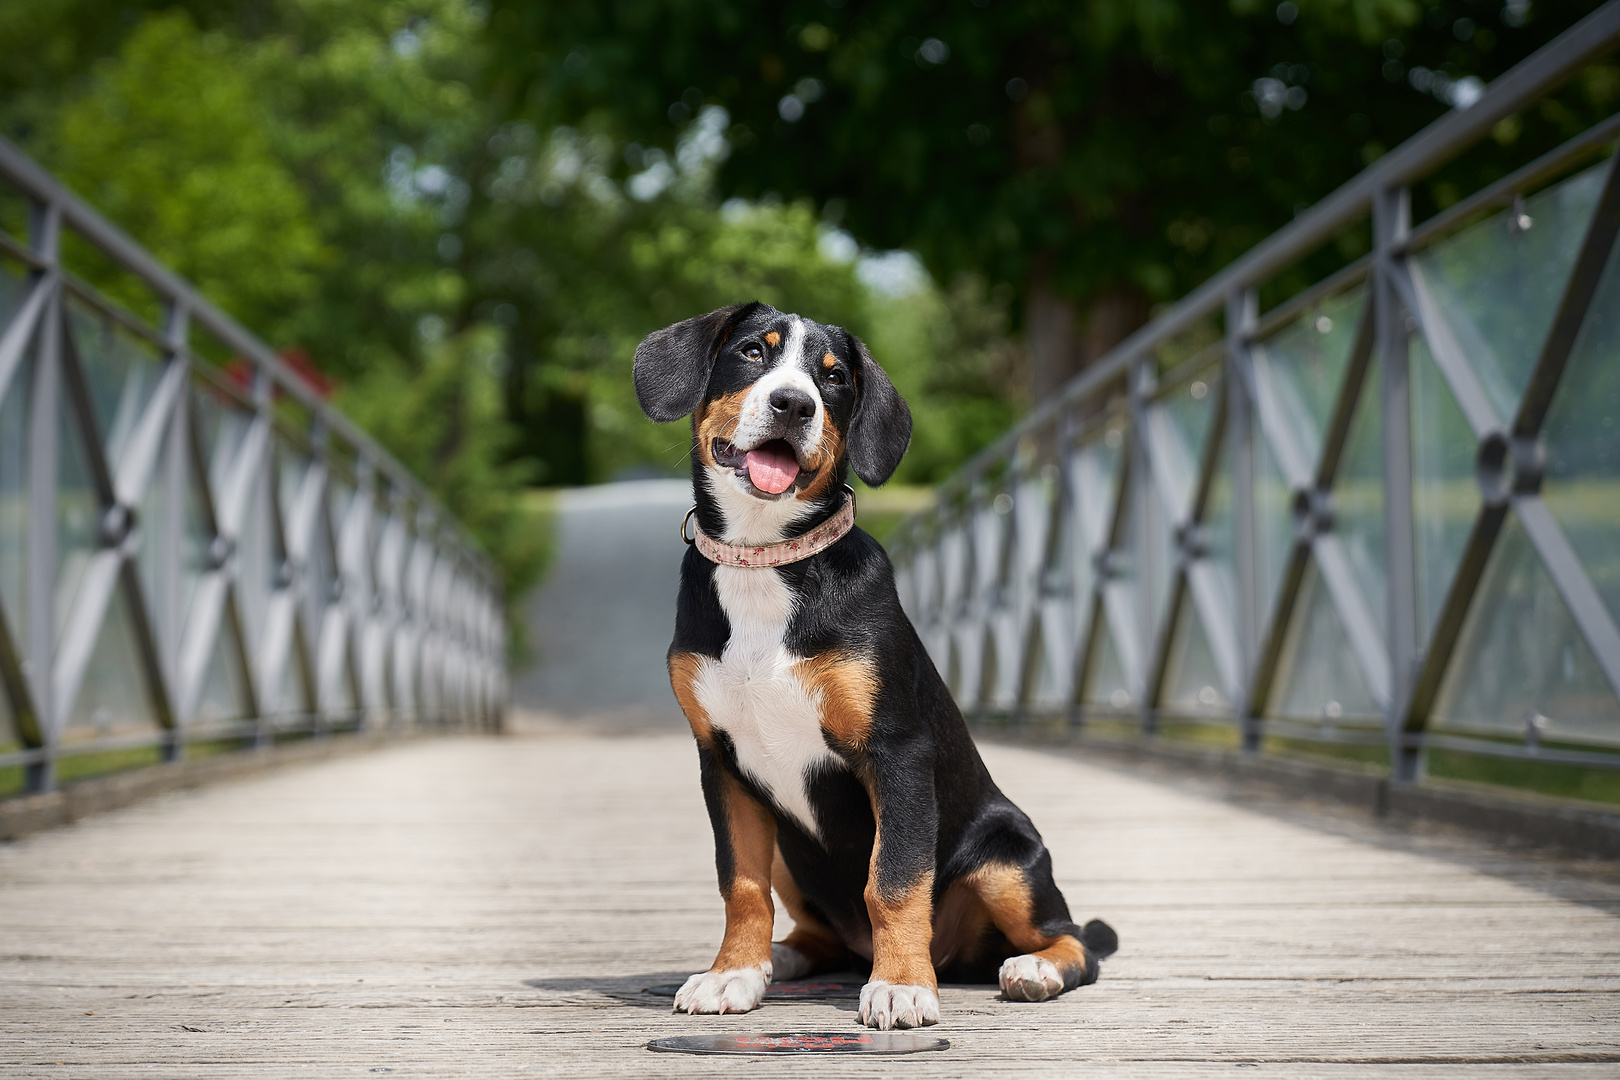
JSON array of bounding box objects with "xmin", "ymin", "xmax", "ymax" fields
[
  {"xmin": 963, "ymin": 853, "xmax": 1104, "ymax": 1002},
  {"xmin": 770, "ymin": 846, "xmax": 850, "ymax": 979}
]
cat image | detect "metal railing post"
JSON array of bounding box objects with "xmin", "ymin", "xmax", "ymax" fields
[
  {"xmin": 1128, "ymin": 357, "xmax": 1156, "ymax": 737},
  {"xmin": 1375, "ymin": 186, "xmax": 1423, "ymax": 782},
  {"xmin": 160, "ymin": 302, "xmax": 189, "ymax": 762},
  {"xmin": 1226, "ymin": 289, "xmax": 1261, "ymax": 752},
  {"xmin": 24, "ymin": 198, "xmax": 60, "ymax": 793}
]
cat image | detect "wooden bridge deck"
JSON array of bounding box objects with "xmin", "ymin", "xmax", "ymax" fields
[{"xmin": 2, "ymin": 731, "xmax": 1618, "ymax": 1078}]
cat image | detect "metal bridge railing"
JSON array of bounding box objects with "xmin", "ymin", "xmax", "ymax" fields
[
  {"xmin": 890, "ymin": 4, "xmax": 1620, "ymax": 779},
  {"xmin": 0, "ymin": 138, "xmax": 506, "ymax": 796}
]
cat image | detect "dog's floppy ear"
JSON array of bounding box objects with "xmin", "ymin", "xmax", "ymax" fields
[
  {"xmin": 846, "ymin": 332, "xmax": 912, "ymax": 486},
  {"xmin": 633, "ymin": 303, "xmax": 758, "ymax": 422}
]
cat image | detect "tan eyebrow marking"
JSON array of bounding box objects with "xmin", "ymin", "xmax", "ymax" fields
[
  {"xmin": 823, "ymin": 352, "xmax": 837, "ymax": 368},
  {"xmin": 765, "ymin": 331, "xmax": 781, "ymax": 347}
]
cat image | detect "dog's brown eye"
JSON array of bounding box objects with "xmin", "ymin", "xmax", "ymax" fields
[
  {"xmin": 743, "ymin": 345, "xmax": 763, "ymax": 362},
  {"xmin": 825, "ymin": 368, "xmax": 846, "ymax": 385}
]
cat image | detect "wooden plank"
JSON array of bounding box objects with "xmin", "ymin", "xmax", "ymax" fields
[{"xmin": 1, "ymin": 732, "xmax": 1618, "ymax": 1078}]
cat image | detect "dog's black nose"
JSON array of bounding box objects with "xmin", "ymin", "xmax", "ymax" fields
[{"xmin": 768, "ymin": 387, "xmax": 816, "ymax": 423}]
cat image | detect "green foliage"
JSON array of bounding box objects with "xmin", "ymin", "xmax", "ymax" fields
[
  {"xmin": 861, "ymin": 275, "xmax": 1025, "ymax": 484},
  {"xmin": 488, "ymin": 0, "xmax": 1610, "ymax": 323},
  {"xmin": 51, "ymin": 12, "xmax": 325, "ymax": 338}
]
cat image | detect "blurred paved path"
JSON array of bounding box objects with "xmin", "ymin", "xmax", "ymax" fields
[
  {"xmin": 511, "ymin": 480, "xmax": 692, "ymax": 731},
  {"xmin": 2, "ymin": 733, "xmax": 1618, "ymax": 1076}
]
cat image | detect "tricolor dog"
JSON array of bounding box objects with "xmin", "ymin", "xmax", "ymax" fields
[{"xmin": 634, "ymin": 303, "xmax": 1117, "ymax": 1031}]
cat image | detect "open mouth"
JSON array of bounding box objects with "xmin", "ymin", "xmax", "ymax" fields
[{"xmin": 712, "ymin": 438, "xmax": 809, "ymax": 496}]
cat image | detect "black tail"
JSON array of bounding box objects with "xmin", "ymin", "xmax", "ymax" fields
[{"xmin": 1082, "ymin": 919, "xmax": 1119, "ymax": 960}]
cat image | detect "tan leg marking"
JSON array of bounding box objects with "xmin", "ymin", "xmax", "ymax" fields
[
  {"xmin": 863, "ymin": 793, "xmax": 937, "ymax": 990},
  {"xmin": 711, "ymin": 771, "xmax": 777, "ymax": 973},
  {"xmin": 866, "ymin": 873, "xmax": 937, "ymax": 988},
  {"xmin": 668, "ymin": 651, "xmax": 712, "ymax": 744},
  {"xmin": 964, "ymin": 863, "xmax": 1089, "ymax": 985}
]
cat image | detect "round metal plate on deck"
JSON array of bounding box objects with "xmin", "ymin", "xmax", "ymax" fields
[
  {"xmin": 647, "ymin": 1031, "xmax": 949, "ymax": 1055},
  {"xmin": 644, "ymin": 978, "xmax": 862, "ymax": 999}
]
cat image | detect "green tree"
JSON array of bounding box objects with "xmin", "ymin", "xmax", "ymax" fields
[
  {"xmin": 50, "ymin": 11, "xmax": 326, "ymax": 338},
  {"xmin": 485, "ymin": 0, "xmax": 1611, "ymax": 397}
]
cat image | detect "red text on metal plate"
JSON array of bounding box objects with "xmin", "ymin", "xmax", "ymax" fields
[{"xmin": 732, "ymin": 1035, "xmax": 875, "ymax": 1049}]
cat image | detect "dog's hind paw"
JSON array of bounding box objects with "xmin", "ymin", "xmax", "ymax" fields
[
  {"xmin": 672, "ymin": 964, "xmax": 770, "ymax": 1015},
  {"xmin": 857, "ymin": 980, "xmax": 940, "ymax": 1030},
  {"xmin": 999, "ymin": 954, "xmax": 1064, "ymax": 1001},
  {"xmin": 770, "ymin": 942, "xmax": 812, "ymax": 981}
]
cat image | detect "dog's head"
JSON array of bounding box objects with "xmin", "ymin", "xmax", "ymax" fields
[{"xmin": 634, "ymin": 303, "xmax": 912, "ymax": 544}]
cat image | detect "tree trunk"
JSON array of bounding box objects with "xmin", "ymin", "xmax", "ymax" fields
[
  {"xmin": 1025, "ymin": 272, "xmax": 1078, "ymax": 401},
  {"xmin": 1024, "ymin": 269, "xmax": 1150, "ymax": 402}
]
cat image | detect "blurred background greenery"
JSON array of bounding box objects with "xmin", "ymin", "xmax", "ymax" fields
[{"xmin": 2, "ymin": 0, "xmax": 1611, "ymax": 603}]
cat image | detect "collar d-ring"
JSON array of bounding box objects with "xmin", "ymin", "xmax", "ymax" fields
[{"xmin": 680, "ymin": 506, "xmax": 697, "ymax": 545}]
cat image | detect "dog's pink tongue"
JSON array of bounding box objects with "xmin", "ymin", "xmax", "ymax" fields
[{"xmin": 746, "ymin": 444, "xmax": 799, "ymax": 494}]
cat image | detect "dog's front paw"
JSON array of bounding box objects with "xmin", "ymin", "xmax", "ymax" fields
[
  {"xmin": 672, "ymin": 964, "xmax": 770, "ymax": 1015},
  {"xmin": 771, "ymin": 942, "xmax": 812, "ymax": 981},
  {"xmin": 857, "ymin": 980, "xmax": 940, "ymax": 1030},
  {"xmin": 999, "ymin": 954, "xmax": 1064, "ymax": 1001}
]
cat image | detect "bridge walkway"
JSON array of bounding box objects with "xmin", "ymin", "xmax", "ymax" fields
[{"xmin": 2, "ymin": 728, "xmax": 1617, "ymax": 1077}]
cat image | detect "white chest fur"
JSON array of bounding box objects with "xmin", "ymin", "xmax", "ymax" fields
[{"xmin": 691, "ymin": 565, "xmax": 838, "ymax": 838}]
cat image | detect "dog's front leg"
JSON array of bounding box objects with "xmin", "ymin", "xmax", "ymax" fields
[
  {"xmin": 858, "ymin": 741, "xmax": 941, "ymax": 1030},
  {"xmin": 673, "ymin": 747, "xmax": 777, "ymax": 1015}
]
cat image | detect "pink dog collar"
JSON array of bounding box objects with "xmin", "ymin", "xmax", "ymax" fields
[{"xmin": 683, "ymin": 489, "xmax": 857, "ymax": 568}]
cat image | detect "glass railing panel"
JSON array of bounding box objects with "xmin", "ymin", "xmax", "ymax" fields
[
  {"xmin": 1267, "ymin": 558, "xmax": 1381, "ymax": 725},
  {"xmin": 1206, "ymin": 427, "xmax": 1236, "ymax": 552},
  {"xmin": 191, "ymin": 617, "xmax": 252, "ymax": 728},
  {"xmin": 1254, "ymin": 429, "xmax": 1293, "ymax": 626},
  {"xmin": 60, "ymin": 584, "xmax": 161, "ymax": 743},
  {"xmin": 265, "ymin": 626, "xmax": 316, "ymax": 721},
  {"xmin": 1256, "ymin": 285, "xmax": 1366, "ymax": 469},
  {"xmin": 318, "ymin": 607, "xmax": 360, "ymax": 719},
  {"xmin": 1540, "ymin": 239, "xmax": 1620, "ymax": 631},
  {"xmin": 65, "ymin": 297, "xmax": 164, "ymax": 464},
  {"xmin": 1410, "ymin": 334, "xmax": 1480, "ymax": 643},
  {"xmin": 1433, "ymin": 512, "xmax": 1620, "ymax": 747},
  {"xmin": 1082, "ymin": 604, "xmax": 1132, "ymax": 712},
  {"xmin": 1412, "ymin": 162, "xmax": 1606, "ymax": 422},
  {"xmin": 178, "ymin": 446, "xmax": 212, "ymax": 646},
  {"xmin": 1151, "ymin": 364, "xmax": 1218, "ymax": 513},
  {"xmin": 193, "ymin": 382, "xmax": 253, "ymax": 505},
  {"xmin": 1163, "ymin": 600, "xmax": 1230, "ymax": 715},
  {"xmin": 0, "ymin": 328, "xmax": 30, "ymax": 640},
  {"xmin": 1332, "ymin": 354, "xmax": 1386, "ymax": 637},
  {"xmin": 1126, "ymin": 461, "xmax": 1176, "ymax": 653},
  {"xmin": 132, "ymin": 430, "xmax": 176, "ymax": 656},
  {"xmin": 53, "ymin": 391, "xmax": 101, "ymax": 647},
  {"xmin": 234, "ymin": 467, "xmax": 274, "ymax": 656}
]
